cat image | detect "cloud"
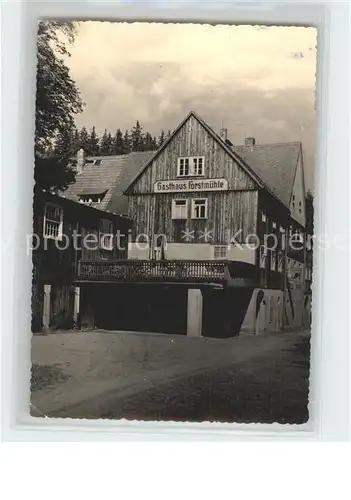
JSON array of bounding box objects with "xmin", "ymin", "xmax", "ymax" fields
[{"xmin": 66, "ymin": 22, "xmax": 316, "ymax": 190}]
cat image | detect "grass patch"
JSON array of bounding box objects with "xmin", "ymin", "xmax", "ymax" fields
[{"xmin": 31, "ymin": 363, "xmax": 70, "ymax": 391}]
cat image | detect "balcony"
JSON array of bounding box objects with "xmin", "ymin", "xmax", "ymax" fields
[
  {"xmin": 76, "ymin": 259, "xmax": 260, "ymax": 289},
  {"xmin": 76, "ymin": 260, "xmax": 228, "ymax": 287}
]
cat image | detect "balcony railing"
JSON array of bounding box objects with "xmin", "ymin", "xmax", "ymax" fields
[{"xmin": 76, "ymin": 260, "xmax": 228, "ymax": 286}]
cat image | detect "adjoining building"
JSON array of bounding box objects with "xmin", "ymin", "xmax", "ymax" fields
[{"xmin": 31, "ymin": 189, "xmax": 131, "ymax": 332}]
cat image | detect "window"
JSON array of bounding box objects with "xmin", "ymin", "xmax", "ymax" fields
[
  {"xmin": 259, "ymin": 245, "xmax": 266, "ymax": 269},
  {"xmin": 278, "ymin": 251, "xmax": 284, "ymax": 272},
  {"xmin": 193, "ymin": 157, "xmax": 204, "ymax": 176},
  {"xmin": 291, "ymin": 230, "xmax": 304, "ymax": 245},
  {"xmin": 99, "ymin": 219, "xmax": 113, "ymax": 251},
  {"xmin": 272, "ymin": 221, "xmax": 277, "ymax": 229},
  {"xmin": 172, "ymin": 199, "xmax": 188, "ymax": 220},
  {"xmin": 43, "ymin": 204, "xmax": 63, "ymax": 240},
  {"xmin": 191, "ymin": 199, "xmax": 207, "ymax": 219},
  {"xmin": 214, "ymin": 246, "xmax": 227, "ymax": 259},
  {"xmin": 262, "ymin": 212, "xmax": 267, "ymax": 222},
  {"xmin": 177, "ymin": 156, "xmax": 205, "ymax": 177},
  {"xmin": 79, "ymin": 191, "xmax": 106, "ymax": 205},
  {"xmin": 271, "ymin": 249, "xmax": 276, "ymax": 271}
]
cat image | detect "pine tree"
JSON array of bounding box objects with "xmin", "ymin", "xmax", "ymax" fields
[
  {"xmin": 158, "ymin": 129, "xmax": 165, "ymax": 147},
  {"xmin": 144, "ymin": 132, "xmax": 154, "ymax": 151},
  {"xmin": 100, "ymin": 129, "xmax": 111, "ymax": 155},
  {"xmin": 107, "ymin": 132, "xmax": 115, "ymax": 154},
  {"xmin": 112, "ymin": 129, "xmax": 124, "ymax": 155},
  {"xmin": 53, "ymin": 125, "xmax": 76, "ymax": 157},
  {"xmin": 152, "ymin": 136, "xmax": 158, "ymax": 150},
  {"xmin": 87, "ymin": 126, "xmax": 100, "ymax": 155},
  {"xmin": 79, "ymin": 126, "xmax": 89, "ymax": 152},
  {"xmin": 131, "ymin": 120, "xmax": 144, "ymax": 152},
  {"xmin": 123, "ymin": 129, "xmax": 131, "ymax": 153},
  {"xmin": 72, "ymin": 128, "xmax": 80, "ymax": 153}
]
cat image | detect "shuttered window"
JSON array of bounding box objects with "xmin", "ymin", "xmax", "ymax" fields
[{"xmin": 172, "ymin": 199, "xmax": 188, "ymax": 219}]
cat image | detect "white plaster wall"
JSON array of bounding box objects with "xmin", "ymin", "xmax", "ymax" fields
[
  {"xmin": 227, "ymin": 244, "xmax": 256, "ymax": 265},
  {"xmin": 187, "ymin": 289, "xmax": 203, "ymax": 337},
  {"xmin": 166, "ymin": 244, "xmax": 212, "ymax": 260},
  {"xmin": 241, "ymin": 288, "xmax": 284, "ymax": 334},
  {"xmin": 128, "ymin": 243, "xmax": 150, "ymax": 259},
  {"xmin": 128, "ymin": 242, "xmax": 256, "ymax": 263}
]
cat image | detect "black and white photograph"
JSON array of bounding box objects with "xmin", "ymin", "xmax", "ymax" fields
[{"xmin": 30, "ymin": 21, "xmax": 316, "ymax": 423}]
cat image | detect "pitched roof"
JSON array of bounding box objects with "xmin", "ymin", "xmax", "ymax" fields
[
  {"xmin": 123, "ymin": 111, "xmax": 301, "ymax": 208},
  {"xmin": 124, "ymin": 111, "xmax": 267, "ymax": 197},
  {"xmin": 233, "ymin": 142, "xmax": 301, "ymax": 207},
  {"xmin": 62, "ymin": 151, "xmax": 154, "ymax": 214}
]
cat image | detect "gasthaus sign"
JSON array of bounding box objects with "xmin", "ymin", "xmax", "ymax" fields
[{"xmin": 154, "ymin": 178, "xmax": 228, "ymax": 193}]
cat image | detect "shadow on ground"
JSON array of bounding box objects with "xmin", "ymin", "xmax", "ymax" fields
[{"xmin": 97, "ymin": 335, "xmax": 310, "ymax": 424}]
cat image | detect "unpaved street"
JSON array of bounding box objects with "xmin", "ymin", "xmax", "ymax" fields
[{"xmin": 31, "ymin": 329, "xmax": 310, "ymax": 423}]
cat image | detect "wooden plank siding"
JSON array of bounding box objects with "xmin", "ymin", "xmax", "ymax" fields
[
  {"xmin": 32, "ymin": 191, "xmax": 131, "ymax": 285},
  {"xmin": 128, "ymin": 114, "xmax": 259, "ymax": 246},
  {"xmin": 129, "ymin": 190, "xmax": 258, "ymax": 245},
  {"xmin": 130, "ymin": 115, "xmax": 257, "ymax": 193}
]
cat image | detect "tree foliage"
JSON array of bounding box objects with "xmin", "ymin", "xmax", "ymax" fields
[
  {"xmin": 35, "ymin": 21, "xmax": 83, "ymax": 155},
  {"xmin": 35, "ymin": 20, "xmax": 83, "ymax": 191}
]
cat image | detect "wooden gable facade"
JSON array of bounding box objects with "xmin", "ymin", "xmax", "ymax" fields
[{"xmin": 126, "ymin": 112, "xmax": 260, "ymax": 253}]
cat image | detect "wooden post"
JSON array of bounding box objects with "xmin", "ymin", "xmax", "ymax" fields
[
  {"xmin": 187, "ymin": 289, "xmax": 203, "ymax": 337},
  {"xmin": 42, "ymin": 284, "xmax": 51, "ymax": 330},
  {"xmin": 73, "ymin": 286, "xmax": 80, "ymax": 327}
]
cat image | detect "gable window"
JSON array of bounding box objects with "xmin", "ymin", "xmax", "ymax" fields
[
  {"xmin": 214, "ymin": 246, "xmax": 227, "ymax": 259},
  {"xmin": 43, "ymin": 203, "xmax": 63, "ymax": 240},
  {"xmin": 178, "ymin": 158, "xmax": 190, "ymax": 177},
  {"xmin": 172, "ymin": 199, "xmax": 188, "ymax": 220},
  {"xmin": 177, "ymin": 156, "xmax": 205, "ymax": 177},
  {"xmin": 193, "ymin": 157, "xmax": 204, "ymax": 176},
  {"xmin": 191, "ymin": 198, "xmax": 208, "ymax": 219},
  {"xmin": 99, "ymin": 219, "xmax": 113, "ymax": 251}
]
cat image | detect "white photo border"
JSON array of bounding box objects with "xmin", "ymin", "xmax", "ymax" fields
[{"xmin": 1, "ymin": 0, "xmax": 350, "ymax": 442}]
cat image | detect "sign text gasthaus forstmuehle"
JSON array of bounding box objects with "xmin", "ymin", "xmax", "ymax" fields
[{"xmin": 154, "ymin": 178, "xmax": 228, "ymax": 193}]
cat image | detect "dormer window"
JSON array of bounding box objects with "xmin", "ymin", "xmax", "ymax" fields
[
  {"xmin": 78, "ymin": 190, "xmax": 107, "ymax": 205},
  {"xmin": 177, "ymin": 156, "xmax": 205, "ymax": 177}
]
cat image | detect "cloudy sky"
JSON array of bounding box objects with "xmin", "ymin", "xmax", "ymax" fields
[{"xmin": 66, "ymin": 22, "xmax": 317, "ymax": 190}]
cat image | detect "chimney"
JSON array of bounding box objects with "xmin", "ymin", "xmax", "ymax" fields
[
  {"xmin": 76, "ymin": 148, "xmax": 86, "ymax": 174},
  {"xmin": 245, "ymin": 137, "xmax": 256, "ymax": 147},
  {"xmin": 220, "ymin": 128, "xmax": 228, "ymax": 142}
]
